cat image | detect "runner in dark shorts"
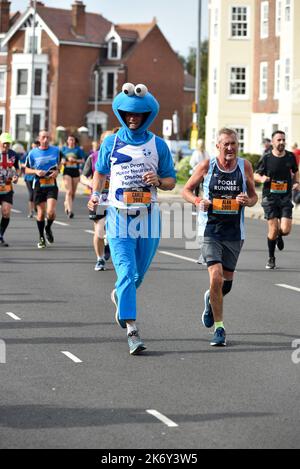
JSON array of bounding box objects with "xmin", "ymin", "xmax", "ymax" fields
[
  {"xmin": 61, "ymin": 135, "xmax": 85, "ymax": 219},
  {"xmin": 25, "ymin": 130, "xmax": 61, "ymax": 248},
  {"xmin": 255, "ymin": 130, "xmax": 299, "ymax": 269}
]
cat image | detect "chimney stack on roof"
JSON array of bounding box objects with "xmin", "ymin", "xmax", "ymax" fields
[
  {"xmin": 72, "ymin": 0, "xmax": 86, "ymax": 37},
  {"xmin": 0, "ymin": 0, "xmax": 10, "ymax": 33}
]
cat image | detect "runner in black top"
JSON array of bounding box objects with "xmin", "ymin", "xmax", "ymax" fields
[
  {"xmin": 255, "ymin": 130, "xmax": 299, "ymax": 269},
  {"xmin": 61, "ymin": 135, "xmax": 85, "ymax": 219}
]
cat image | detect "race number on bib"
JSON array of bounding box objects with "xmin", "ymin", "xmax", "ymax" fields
[
  {"xmin": 270, "ymin": 180, "xmax": 288, "ymax": 194},
  {"xmin": 40, "ymin": 177, "xmax": 55, "ymax": 188},
  {"xmin": 123, "ymin": 187, "xmax": 151, "ymax": 206},
  {"xmin": 0, "ymin": 183, "xmax": 12, "ymax": 194},
  {"xmin": 213, "ymin": 197, "xmax": 239, "ymax": 215}
]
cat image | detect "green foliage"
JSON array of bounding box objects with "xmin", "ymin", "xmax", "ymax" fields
[
  {"xmin": 242, "ymin": 153, "xmax": 261, "ymax": 170},
  {"xmin": 175, "ymin": 156, "xmax": 191, "ymax": 184}
]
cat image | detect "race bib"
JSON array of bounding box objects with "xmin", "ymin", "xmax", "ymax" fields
[
  {"xmin": 103, "ymin": 179, "xmax": 110, "ymax": 192},
  {"xmin": 271, "ymin": 180, "xmax": 288, "ymax": 194},
  {"xmin": 213, "ymin": 197, "xmax": 239, "ymax": 215},
  {"xmin": 65, "ymin": 161, "xmax": 78, "ymax": 168},
  {"xmin": 0, "ymin": 183, "xmax": 12, "ymax": 193},
  {"xmin": 123, "ymin": 187, "xmax": 151, "ymax": 206},
  {"xmin": 40, "ymin": 177, "xmax": 55, "ymax": 188}
]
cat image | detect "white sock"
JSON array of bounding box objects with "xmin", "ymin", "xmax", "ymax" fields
[{"xmin": 127, "ymin": 323, "xmax": 137, "ymax": 335}]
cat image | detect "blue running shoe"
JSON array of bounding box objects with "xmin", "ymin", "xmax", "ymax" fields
[
  {"xmin": 202, "ymin": 290, "xmax": 214, "ymax": 328},
  {"xmin": 127, "ymin": 329, "xmax": 146, "ymax": 355},
  {"xmin": 210, "ymin": 327, "xmax": 226, "ymax": 347},
  {"xmin": 111, "ymin": 289, "xmax": 126, "ymax": 329}
]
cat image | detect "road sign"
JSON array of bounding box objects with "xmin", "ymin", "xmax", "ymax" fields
[{"xmin": 163, "ymin": 119, "xmax": 172, "ymax": 137}]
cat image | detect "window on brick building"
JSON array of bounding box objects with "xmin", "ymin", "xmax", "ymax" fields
[
  {"xmin": 33, "ymin": 114, "xmax": 40, "ymax": 139},
  {"xmin": 0, "ymin": 114, "xmax": 3, "ymax": 134},
  {"xmin": 234, "ymin": 127, "xmax": 245, "ymax": 154},
  {"xmin": 213, "ymin": 68, "xmax": 217, "ymax": 94},
  {"xmin": 276, "ymin": 0, "xmax": 282, "ymax": 35},
  {"xmin": 16, "ymin": 114, "xmax": 26, "ymax": 141},
  {"xmin": 229, "ymin": 66, "xmax": 248, "ymax": 98},
  {"xmin": 213, "ymin": 8, "xmax": 219, "ymax": 38},
  {"xmin": 260, "ymin": 1, "xmax": 269, "ymax": 39},
  {"xmin": 107, "ymin": 37, "xmax": 122, "ymax": 60},
  {"xmin": 274, "ymin": 60, "xmax": 280, "ymax": 98},
  {"xmin": 259, "ymin": 62, "xmax": 268, "ymax": 100},
  {"xmin": 17, "ymin": 69, "xmax": 28, "ymax": 95},
  {"xmin": 34, "ymin": 69, "xmax": 42, "ymax": 96},
  {"xmin": 231, "ymin": 6, "xmax": 249, "ymax": 38},
  {"xmin": 285, "ymin": 58, "xmax": 291, "ymax": 91},
  {"xmin": 285, "ymin": 0, "xmax": 291, "ymax": 21}
]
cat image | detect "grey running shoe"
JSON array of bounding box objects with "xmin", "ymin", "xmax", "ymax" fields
[
  {"xmin": 210, "ymin": 327, "xmax": 226, "ymax": 347},
  {"xmin": 111, "ymin": 289, "xmax": 126, "ymax": 328},
  {"xmin": 202, "ymin": 290, "xmax": 214, "ymax": 328},
  {"xmin": 37, "ymin": 237, "xmax": 46, "ymax": 249},
  {"xmin": 276, "ymin": 235, "xmax": 284, "ymax": 251},
  {"xmin": 94, "ymin": 259, "xmax": 106, "ymax": 271},
  {"xmin": 127, "ymin": 329, "xmax": 146, "ymax": 355},
  {"xmin": 266, "ymin": 257, "xmax": 276, "ymax": 269}
]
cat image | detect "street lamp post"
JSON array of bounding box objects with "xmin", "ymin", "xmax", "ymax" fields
[
  {"xmin": 195, "ymin": 0, "xmax": 202, "ymax": 136},
  {"xmin": 28, "ymin": 0, "xmax": 37, "ymax": 148}
]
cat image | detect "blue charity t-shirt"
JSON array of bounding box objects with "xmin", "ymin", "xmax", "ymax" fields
[
  {"xmin": 61, "ymin": 146, "xmax": 85, "ymax": 169},
  {"xmin": 26, "ymin": 146, "xmax": 60, "ymax": 184}
]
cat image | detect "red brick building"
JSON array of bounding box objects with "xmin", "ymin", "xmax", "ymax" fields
[{"xmin": 0, "ymin": 0, "xmax": 194, "ymax": 144}]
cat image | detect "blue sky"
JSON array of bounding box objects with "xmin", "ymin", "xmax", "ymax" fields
[{"xmin": 10, "ymin": 0, "xmax": 208, "ymax": 57}]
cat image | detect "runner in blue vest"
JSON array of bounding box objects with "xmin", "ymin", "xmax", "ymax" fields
[
  {"xmin": 89, "ymin": 83, "xmax": 176, "ymax": 355},
  {"xmin": 182, "ymin": 128, "xmax": 257, "ymax": 346}
]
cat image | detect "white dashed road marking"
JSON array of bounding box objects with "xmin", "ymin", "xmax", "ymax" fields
[
  {"xmin": 61, "ymin": 351, "xmax": 82, "ymax": 363},
  {"xmin": 146, "ymin": 409, "xmax": 178, "ymax": 427},
  {"xmin": 85, "ymin": 230, "xmax": 95, "ymax": 235},
  {"xmin": 158, "ymin": 250, "xmax": 198, "ymax": 263},
  {"xmin": 11, "ymin": 209, "xmax": 22, "ymax": 214},
  {"xmin": 6, "ymin": 312, "xmax": 21, "ymax": 321},
  {"xmin": 54, "ymin": 221, "xmax": 70, "ymax": 226},
  {"xmin": 276, "ymin": 284, "xmax": 300, "ymax": 293}
]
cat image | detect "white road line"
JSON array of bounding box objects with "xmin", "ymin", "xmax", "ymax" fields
[
  {"xmin": 158, "ymin": 250, "xmax": 198, "ymax": 263},
  {"xmin": 6, "ymin": 312, "xmax": 21, "ymax": 321},
  {"xmin": 85, "ymin": 230, "xmax": 95, "ymax": 235},
  {"xmin": 11, "ymin": 209, "xmax": 22, "ymax": 214},
  {"xmin": 162, "ymin": 211, "xmax": 171, "ymax": 215},
  {"xmin": 61, "ymin": 351, "xmax": 82, "ymax": 363},
  {"xmin": 276, "ymin": 284, "xmax": 300, "ymax": 293},
  {"xmin": 54, "ymin": 221, "xmax": 69, "ymax": 226},
  {"xmin": 146, "ymin": 409, "xmax": 178, "ymax": 428}
]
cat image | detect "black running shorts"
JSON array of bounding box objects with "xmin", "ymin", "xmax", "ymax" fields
[
  {"xmin": 34, "ymin": 185, "xmax": 59, "ymax": 205},
  {"xmin": 0, "ymin": 191, "xmax": 13, "ymax": 205},
  {"xmin": 63, "ymin": 168, "xmax": 80, "ymax": 178},
  {"xmin": 262, "ymin": 195, "xmax": 293, "ymax": 220}
]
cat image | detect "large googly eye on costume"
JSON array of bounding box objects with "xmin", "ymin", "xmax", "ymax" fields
[
  {"xmin": 122, "ymin": 83, "xmax": 135, "ymax": 96},
  {"xmin": 134, "ymin": 84, "xmax": 148, "ymax": 97}
]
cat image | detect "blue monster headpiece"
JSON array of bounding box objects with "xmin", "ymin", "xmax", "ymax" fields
[{"xmin": 113, "ymin": 83, "xmax": 159, "ymax": 145}]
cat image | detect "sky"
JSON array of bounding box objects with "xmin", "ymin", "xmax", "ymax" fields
[{"xmin": 10, "ymin": 0, "xmax": 208, "ymax": 57}]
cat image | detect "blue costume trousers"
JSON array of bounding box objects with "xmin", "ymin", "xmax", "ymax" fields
[{"xmin": 106, "ymin": 205, "xmax": 160, "ymax": 320}]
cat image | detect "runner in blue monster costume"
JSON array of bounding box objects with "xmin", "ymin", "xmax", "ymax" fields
[{"xmin": 89, "ymin": 83, "xmax": 176, "ymax": 355}]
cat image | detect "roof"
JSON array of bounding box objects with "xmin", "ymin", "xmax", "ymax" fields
[
  {"xmin": 184, "ymin": 72, "xmax": 196, "ymax": 90},
  {"xmin": 116, "ymin": 19, "xmax": 157, "ymax": 42},
  {"xmin": 36, "ymin": 5, "xmax": 112, "ymax": 44}
]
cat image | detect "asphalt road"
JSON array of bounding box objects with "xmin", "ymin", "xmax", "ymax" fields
[{"xmin": 0, "ymin": 184, "xmax": 300, "ymax": 449}]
